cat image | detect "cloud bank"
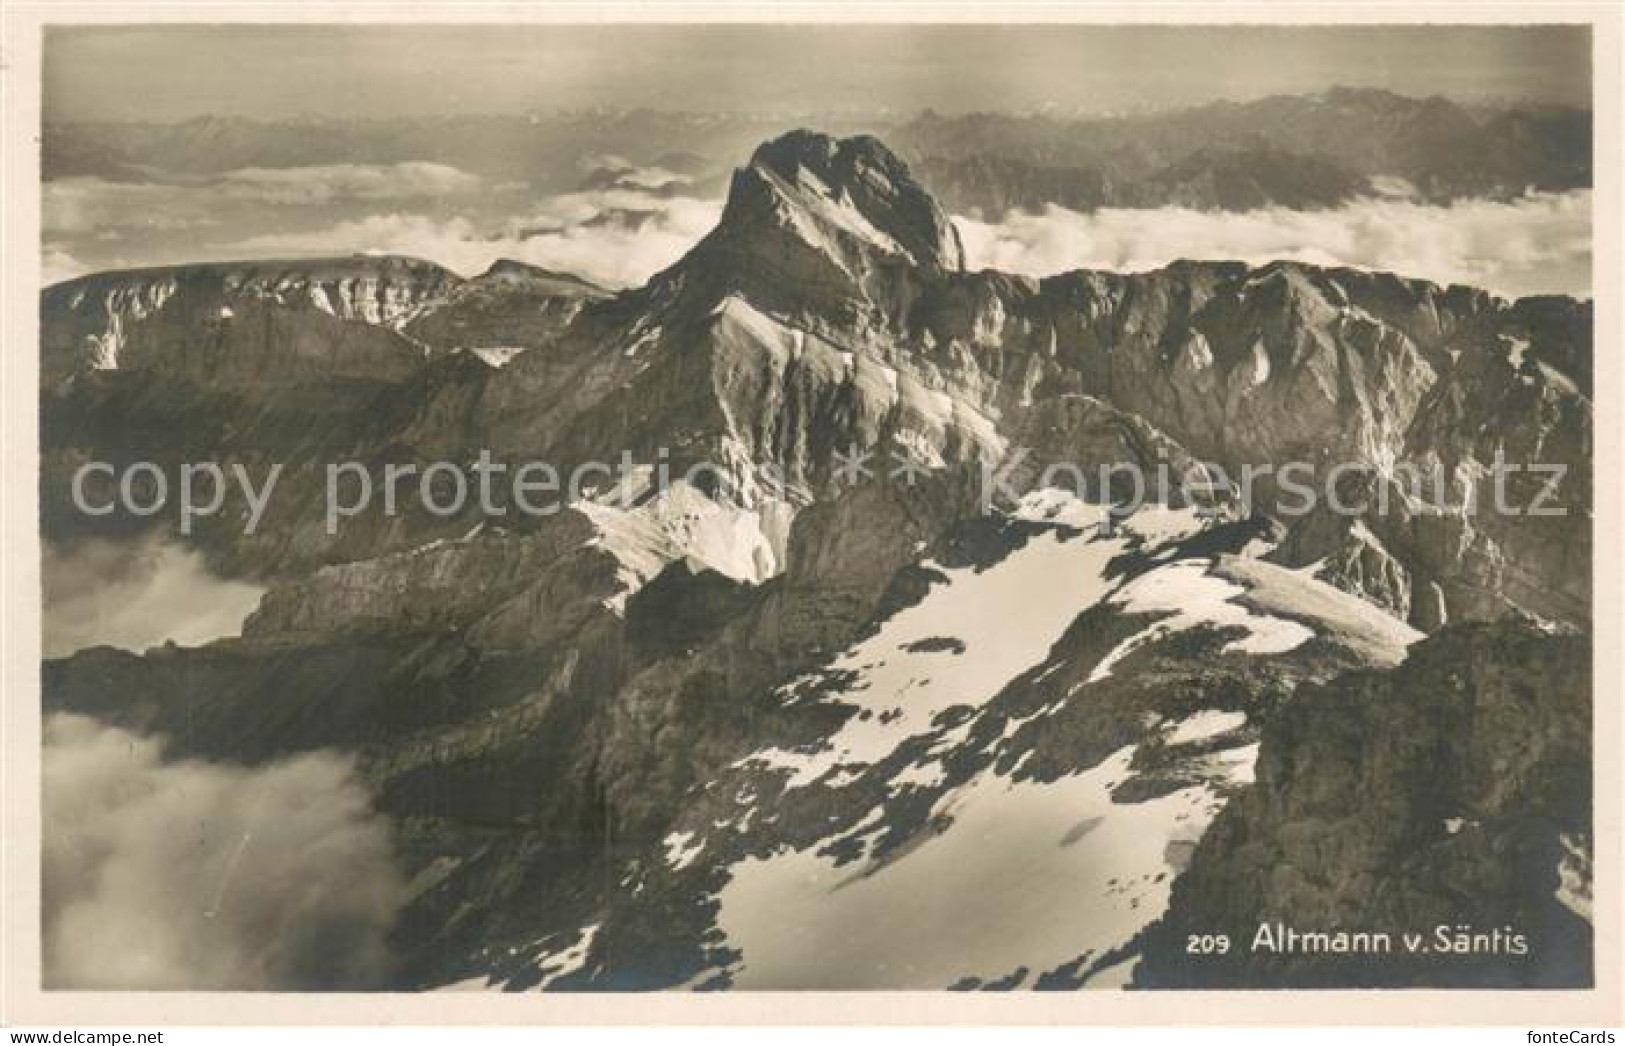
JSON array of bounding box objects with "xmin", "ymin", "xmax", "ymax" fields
[
  {"xmin": 44, "ymin": 159, "xmax": 723, "ymax": 290},
  {"xmin": 239, "ymin": 188, "xmax": 722, "ymax": 288},
  {"xmin": 215, "ymin": 162, "xmax": 483, "ymax": 204},
  {"xmin": 954, "ymin": 191, "xmax": 1592, "ymax": 300},
  {"xmin": 41, "ymin": 246, "xmax": 85, "ymax": 285},
  {"xmin": 43, "ymin": 714, "xmax": 406, "ymax": 989},
  {"xmin": 42, "ymin": 157, "xmax": 1589, "ymax": 300},
  {"xmin": 43, "ymin": 537, "xmax": 266, "ymax": 658},
  {"xmin": 44, "ymin": 162, "xmax": 487, "ymax": 233}
]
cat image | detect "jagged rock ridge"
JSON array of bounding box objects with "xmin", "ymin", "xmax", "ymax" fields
[
  {"xmin": 39, "ymin": 130, "xmax": 1593, "ymax": 990},
  {"xmin": 50, "ymin": 131, "xmax": 1591, "ymax": 626}
]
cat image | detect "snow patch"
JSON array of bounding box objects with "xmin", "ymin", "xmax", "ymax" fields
[
  {"xmin": 576, "ymin": 478, "xmax": 793, "ymax": 603},
  {"xmin": 308, "ymin": 284, "xmax": 336, "ymax": 316},
  {"xmin": 763, "ymin": 521, "xmax": 1133, "ymax": 786},
  {"xmin": 1088, "ymin": 561, "xmax": 1314, "ymax": 683},
  {"xmin": 467, "ymin": 345, "xmax": 526, "ymax": 368},
  {"xmin": 663, "ymin": 830, "xmax": 705, "ymax": 872},
  {"xmin": 1555, "ymin": 833, "xmax": 1591, "ymax": 922},
  {"xmin": 1249, "ymin": 340, "xmax": 1271, "ymax": 385},
  {"xmin": 534, "ymin": 923, "xmax": 600, "ymax": 990},
  {"xmin": 1166, "ymin": 710, "xmax": 1247, "ymax": 746},
  {"xmin": 717, "ymin": 745, "xmax": 1232, "ymax": 989}
]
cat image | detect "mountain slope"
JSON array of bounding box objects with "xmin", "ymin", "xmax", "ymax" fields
[
  {"xmin": 39, "ymin": 128, "xmax": 1594, "ymax": 991},
  {"xmin": 42, "ymin": 131, "xmax": 1592, "ymax": 625},
  {"xmin": 1138, "ymin": 618, "xmax": 1592, "ymax": 988},
  {"xmin": 464, "ymin": 496, "xmax": 1423, "ymax": 991}
]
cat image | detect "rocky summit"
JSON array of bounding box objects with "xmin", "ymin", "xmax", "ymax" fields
[{"xmin": 40, "ymin": 130, "xmax": 1593, "ymax": 990}]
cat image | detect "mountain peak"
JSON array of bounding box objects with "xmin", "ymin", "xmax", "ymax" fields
[
  {"xmin": 476, "ymin": 258, "xmax": 607, "ymax": 296},
  {"xmin": 747, "ymin": 130, "xmax": 906, "ymax": 186},
  {"xmin": 721, "ymin": 130, "xmax": 964, "ymax": 273}
]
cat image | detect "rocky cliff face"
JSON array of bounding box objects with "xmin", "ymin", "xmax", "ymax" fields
[
  {"xmin": 39, "ymin": 129, "xmax": 1594, "ymax": 990},
  {"xmin": 511, "ymin": 502, "xmax": 1431, "ymax": 991},
  {"xmin": 41, "ymin": 132, "xmax": 1592, "ymax": 626},
  {"xmin": 402, "ymin": 259, "xmax": 610, "ymax": 360},
  {"xmin": 44, "ymin": 485, "xmax": 1434, "ymax": 989},
  {"xmin": 1137, "ymin": 619, "xmax": 1592, "ymax": 988},
  {"xmin": 42, "ymin": 255, "xmax": 462, "ymax": 386}
]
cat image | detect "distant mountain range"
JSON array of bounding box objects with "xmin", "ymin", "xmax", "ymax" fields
[
  {"xmin": 41, "ymin": 129, "xmax": 1592, "ymax": 989},
  {"xmin": 45, "ymin": 88, "xmax": 1591, "ymax": 214}
]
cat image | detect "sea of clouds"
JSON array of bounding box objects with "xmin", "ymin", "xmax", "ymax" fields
[
  {"xmin": 43, "ymin": 155, "xmax": 1590, "ymax": 301},
  {"xmin": 237, "ymin": 189, "xmax": 723, "ymax": 289},
  {"xmin": 43, "ymin": 713, "xmax": 405, "ymax": 989},
  {"xmin": 42, "ymin": 533, "xmax": 403, "ymax": 991},
  {"xmin": 42, "ymin": 536, "xmax": 265, "ymax": 658},
  {"xmin": 953, "ymin": 191, "xmax": 1592, "ymax": 301},
  {"xmin": 42, "ymin": 160, "xmax": 721, "ymax": 290}
]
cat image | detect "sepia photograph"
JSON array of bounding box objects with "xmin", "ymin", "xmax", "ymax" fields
[{"xmin": 2, "ymin": 3, "xmax": 1620, "ymax": 1034}]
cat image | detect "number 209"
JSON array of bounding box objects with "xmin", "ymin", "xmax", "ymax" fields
[{"xmin": 1185, "ymin": 933, "xmax": 1231, "ymax": 955}]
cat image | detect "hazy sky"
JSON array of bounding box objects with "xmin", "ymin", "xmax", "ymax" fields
[{"xmin": 46, "ymin": 24, "xmax": 1591, "ymax": 122}]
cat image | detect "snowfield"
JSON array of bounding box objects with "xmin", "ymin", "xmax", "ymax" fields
[
  {"xmin": 686, "ymin": 495, "xmax": 1423, "ymax": 989},
  {"xmin": 698, "ymin": 497, "xmax": 1288, "ymax": 988},
  {"xmin": 432, "ymin": 492, "xmax": 1427, "ymax": 991},
  {"xmin": 717, "ymin": 744, "xmax": 1224, "ymax": 989}
]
